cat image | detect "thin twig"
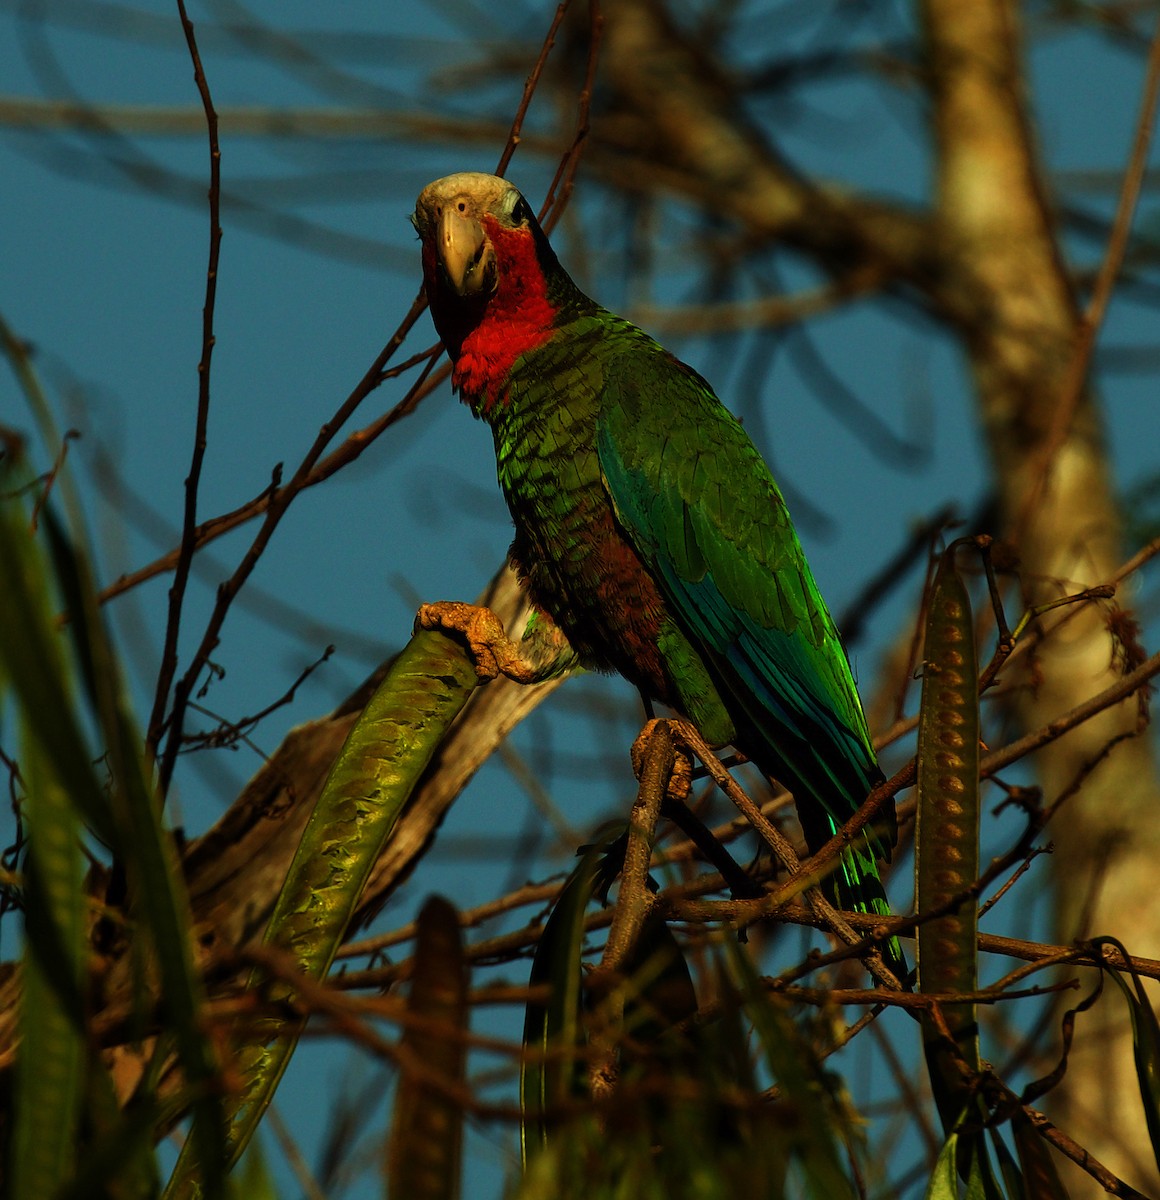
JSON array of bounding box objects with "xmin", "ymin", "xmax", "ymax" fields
[
  {"xmin": 96, "ymin": 351, "xmax": 449, "ymax": 609},
  {"xmin": 28, "ymin": 429, "xmax": 79, "ymax": 533},
  {"xmin": 596, "ymin": 721, "xmax": 670, "ymax": 978},
  {"xmin": 586, "ymin": 719, "xmax": 671, "ymax": 1098},
  {"xmin": 181, "ymin": 645, "xmax": 334, "ymax": 751},
  {"xmin": 495, "ymin": 1, "xmax": 571, "ymax": 178},
  {"xmin": 154, "ymin": 290, "xmax": 430, "ymax": 792},
  {"xmin": 671, "ymin": 720, "xmax": 904, "ymax": 989},
  {"xmin": 540, "ymin": 0, "xmax": 603, "ymax": 234},
  {"xmin": 149, "ymin": 0, "xmax": 222, "ymax": 771},
  {"xmin": 998, "ymin": 1082, "xmax": 1152, "ymax": 1199},
  {"xmin": 979, "ymin": 647, "xmax": 1160, "ymax": 778},
  {"xmin": 337, "ymin": 891, "xmax": 1160, "ymax": 996},
  {"xmin": 799, "ymin": 644, "xmax": 1160, "ymax": 891}
]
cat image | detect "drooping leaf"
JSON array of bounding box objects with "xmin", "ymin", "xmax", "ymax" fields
[
  {"xmin": 0, "ymin": 472, "xmax": 115, "ymax": 847},
  {"xmin": 9, "ymin": 727, "xmax": 87, "ymax": 1200},
  {"xmin": 520, "ymin": 832, "xmax": 611, "ymax": 1162},
  {"xmin": 35, "ymin": 502, "xmax": 229, "ymax": 1195},
  {"xmin": 926, "ymin": 1130, "xmax": 1012, "ymax": 1200},
  {"xmin": 924, "ymin": 1132, "xmax": 962, "ymax": 1200},
  {"xmin": 1, "ymin": 395, "xmax": 228, "ymax": 1194},
  {"xmin": 0, "ymin": 459, "xmax": 90, "ymax": 1200},
  {"xmin": 1089, "ymin": 935, "xmax": 1160, "ymax": 1178}
]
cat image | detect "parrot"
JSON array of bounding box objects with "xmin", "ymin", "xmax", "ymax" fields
[{"xmin": 411, "ymin": 171, "xmax": 905, "ymax": 982}]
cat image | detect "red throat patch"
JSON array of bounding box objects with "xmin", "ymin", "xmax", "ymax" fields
[{"xmin": 447, "ymin": 216, "xmax": 557, "ymax": 414}]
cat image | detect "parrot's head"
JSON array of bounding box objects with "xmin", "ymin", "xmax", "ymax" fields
[{"xmin": 412, "ymin": 173, "xmax": 566, "ymax": 375}]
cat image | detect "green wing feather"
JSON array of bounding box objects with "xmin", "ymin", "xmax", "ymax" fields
[{"xmin": 593, "ymin": 340, "xmax": 902, "ymax": 968}]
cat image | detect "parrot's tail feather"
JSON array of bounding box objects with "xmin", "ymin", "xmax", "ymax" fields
[{"xmin": 823, "ymin": 854, "xmax": 909, "ymax": 986}]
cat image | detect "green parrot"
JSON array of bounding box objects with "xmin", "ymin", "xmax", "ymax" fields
[{"xmin": 412, "ymin": 172, "xmax": 904, "ymax": 980}]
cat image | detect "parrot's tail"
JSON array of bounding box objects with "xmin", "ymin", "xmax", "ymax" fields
[
  {"xmin": 821, "ymin": 844, "xmax": 909, "ymax": 987},
  {"xmin": 734, "ymin": 715, "xmax": 908, "ymax": 984}
]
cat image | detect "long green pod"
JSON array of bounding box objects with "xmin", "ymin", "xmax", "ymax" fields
[
  {"xmin": 386, "ymin": 895, "xmax": 468, "ymax": 1200},
  {"xmin": 916, "ymin": 549, "xmax": 982, "ymax": 1137},
  {"xmin": 164, "ymin": 628, "xmax": 481, "ymax": 1198}
]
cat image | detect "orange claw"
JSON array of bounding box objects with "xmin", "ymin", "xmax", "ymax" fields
[
  {"xmin": 415, "ymin": 600, "xmax": 543, "ymax": 684},
  {"xmin": 630, "ymin": 718, "xmax": 693, "ymax": 804}
]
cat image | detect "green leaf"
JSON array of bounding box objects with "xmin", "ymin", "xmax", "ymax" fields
[
  {"xmin": 1, "ymin": 397, "xmax": 228, "ymax": 1195},
  {"xmin": 1089, "ymin": 936, "xmax": 1160, "ymax": 1178},
  {"xmin": 9, "ymin": 739, "xmax": 87, "ymax": 1200},
  {"xmin": 387, "ymin": 895, "xmax": 468, "ymax": 1200},
  {"xmin": 520, "ymin": 832, "xmax": 610, "ymax": 1162},
  {"xmin": 41, "ymin": 506, "xmax": 228, "ymax": 1197},
  {"xmin": 916, "ymin": 546, "xmax": 982, "ymax": 1137},
  {"xmin": 225, "ymin": 1139, "xmax": 279, "ymax": 1200},
  {"xmin": 925, "ymin": 1133, "xmax": 962, "ymax": 1200},
  {"xmin": 926, "ymin": 1132, "xmax": 1011, "ymax": 1200},
  {"xmin": 965, "ymin": 1141, "xmax": 990, "ymax": 1200},
  {"xmin": 0, "ymin": 478, "xmax": 115, "ymax": 847}
]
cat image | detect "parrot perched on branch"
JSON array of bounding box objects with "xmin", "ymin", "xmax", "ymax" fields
[{"xmin": 412, "ymin": 172, "xmax": 904, "ymax": 981}]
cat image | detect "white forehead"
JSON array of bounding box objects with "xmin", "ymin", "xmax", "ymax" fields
[{"xmin": 417, "ymin": 172, "xmax": 521, "ymax": 213}]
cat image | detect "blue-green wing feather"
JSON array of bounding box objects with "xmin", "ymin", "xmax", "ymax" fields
[{"xmin": 595, "ymin": 347, "xmax": 899, "ymax": 933}]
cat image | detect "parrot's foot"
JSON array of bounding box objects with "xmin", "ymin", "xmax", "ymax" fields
[
  {"xmin": 630, "ymin": 718, "xmax": 693, "ymax": 804},
  {"xmin": 633, "ymin": 719, "xmax": 764, "ymax": 903},
  {"xmin": 415, "ymin": 601, "xmax": 543, "ymax": 684}
]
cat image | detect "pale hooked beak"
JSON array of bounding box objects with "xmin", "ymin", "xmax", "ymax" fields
[{"xmin": 437, "ymin": 205, "xmax": 494, "ymax": 296}]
